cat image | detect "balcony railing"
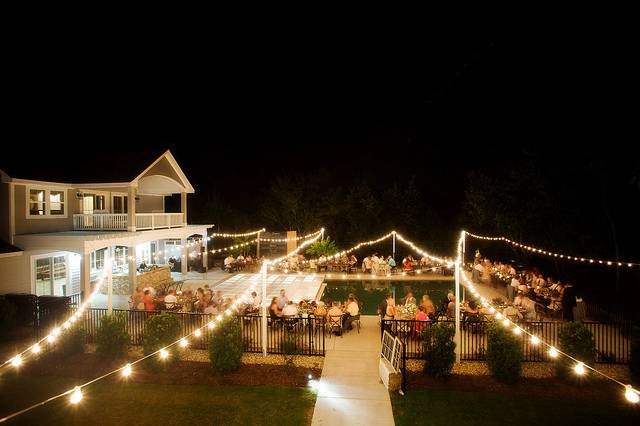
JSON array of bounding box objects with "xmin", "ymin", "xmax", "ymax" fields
[{"xmin": 73, "ymin": 213, "xmax": 184, "ymax": 231}]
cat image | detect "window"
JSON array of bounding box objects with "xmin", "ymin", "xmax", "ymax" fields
[
  {"xmin": 34, "ymin": 255, "xmax": 68, "ymax": 296},
  {"xmin": 91, "ymin": 248, "xmax": 105, "ymax": 270},
  {"xmin": 50, "ymin": 190, "xmax": 65, "ymax": 215},
  {"xmin": 29, "ymin": 189, "xmax": 46, "ymax": 215},
  {"xmin": 27, "ymin": 186, "xmax": 68, "ymax": 218},
  {"xmin": 113, "ymin": 195, "xmax": 128, "ymax": 214}
]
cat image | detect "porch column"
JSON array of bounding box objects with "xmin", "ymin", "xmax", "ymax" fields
[
  {"xmin": 181, "ymin": 192, "xmax": 187, "ymax": 226},
  {"xmin": 128, "ymin": 186, "xmax": 137, "ymax": 232},
  {"xmin": 181, "ymin": 238, "xmax": 188, "ymax": 277},
  {"xmin": 201, "ymin": 232, "xmax": 208, "ymax": 272},
  {"xmin": 106, "ymin": 247, "xmax": 113, "ymax": 315},
  {"xmin": 128, "ymin": 244, "xmax": 137, "ymax": 294},
  {"xmin": 81, "ymin": 251, "xmax": 91, "ymax": 301},
  {"xmin": 286, "ymin": 231, "xmax": 297, "ymax": 254}
]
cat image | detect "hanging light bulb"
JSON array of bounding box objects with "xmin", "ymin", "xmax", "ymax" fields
[
  {"xmin": 159, "ymin": 349, "xmax": 169, "ymax": 359},
  {"xmin": 122, "ymin": 363, "xmax": 132, "ymax": 377},
  {"xmin": 513, "ymin": 327, "xmax": 521, "ymax": 335},
  {"xmin": 574, "ymin": 362, "xmax": 586, "ymax": 375},
  {"xmin": 502, "ymin": 319, "xmax": 510, "ymax": 327},
  {"xmin": 530, "ymin": 335, "xmax": 540, "ymax": 345},
  {"xmin": 11, "ymin": 355, "xmax": 22, "ymax": 367},
  {"xmin": 208, "ymin": 322, "xmax": 215, "ymax": 330},
  {"xmin": 32, "ymin": 343, "xmax": 41, "ymax": 354},
  {"xmin": 179, "ymin": 338, "xmax": 188, "ymax": 348},
  {"xmin": 47, "ymin": 334, "xmax": 56, "ymax": 343},
  {"xmin": 495, "ymin": 312, "xmax": 502, "ymax": 319},
  {"xmin": 194, "ymin": 329, "xmax": 202, "ymax": 338},
  {"xmin": 548, "ymin": 347, "xmax": 559, "ymax": 358},
  {"xmin": 69, "ymin": 386, "xmax": 83, "ymax": 404},
  {"xmin": 624, "ymin": 385, "xmax": 639, "ymax": 403}
]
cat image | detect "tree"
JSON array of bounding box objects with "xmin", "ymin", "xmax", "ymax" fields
[{"xmin": 306, "ymin": 237, "xmax": 339, "ymax": 257}]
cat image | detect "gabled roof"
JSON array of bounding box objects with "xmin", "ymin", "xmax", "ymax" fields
[{"xmin": 0, "ymin": 149, "xmax": 195, "ymax": 193}]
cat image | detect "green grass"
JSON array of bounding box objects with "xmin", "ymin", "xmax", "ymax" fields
[
  {"xmin": 0, "ymin": 375, "xmax": 316, "ymax": 425},
  {"xmin": 391, "ymin": 389, "xmax": 639, "ymax": 426}
]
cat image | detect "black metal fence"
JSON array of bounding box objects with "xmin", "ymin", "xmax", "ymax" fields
[
  {"xmin": 81, "ymin": 309, "xmax": 325, "ymax": 356},
  {"xmin": 381, "ymin": 319, "xmax": 632, "ymax": 364}
]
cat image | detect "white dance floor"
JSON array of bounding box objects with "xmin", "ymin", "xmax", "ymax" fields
[{"xmin": 211, "ymin": 273, "xmax": 326, "ymax": 302}]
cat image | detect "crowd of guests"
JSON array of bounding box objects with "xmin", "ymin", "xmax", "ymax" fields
[
  {"xmin": 223, "ymin": 254, "xmax": 258, "ymax": 273},
  {"xmin": 471, "ymin": 254, "xmax": 584, "ymax": 321},
  {"xmin": 267, "ymin": 288, "xmax": 360, "ymax": 335}
]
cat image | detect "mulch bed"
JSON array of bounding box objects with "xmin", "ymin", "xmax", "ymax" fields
[
  {"xmin": 407, "ymin": 371, "xmax": 627, "ymax": 402},
  {"xmin": 12, "ymin": 352, "xmax": 321, "ymax": 388}
]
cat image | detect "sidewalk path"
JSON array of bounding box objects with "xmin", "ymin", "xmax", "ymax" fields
[{"xmin": 311, "ymin": 316, "xmax": 394, "ymax": 425}]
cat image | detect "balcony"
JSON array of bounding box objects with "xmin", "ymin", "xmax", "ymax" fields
[{"xmin": 73, "ymin": 213, "xmax": 184, "ymax": 231}]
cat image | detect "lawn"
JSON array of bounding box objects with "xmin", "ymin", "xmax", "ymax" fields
[
  {"xmin": 391, "ymin": 389, "xmax": 639, "ymax": 426},
  {"xmin": 0, "ymin": 375, "xmax": 317, "ymax": 425}
]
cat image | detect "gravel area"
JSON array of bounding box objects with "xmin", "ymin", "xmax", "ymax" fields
[
  {"xmin": 406, "ymin": 359, "xmax": 630, "ymax": 381},
  {"xmin": 85, "ymin": 343, "xmax": 324, "ymax": 369}
]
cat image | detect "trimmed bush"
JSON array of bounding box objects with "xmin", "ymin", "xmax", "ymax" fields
[
  {"xmin": 486, "ymin": 321, "xmax": 522, "ymax": 384},
  {"xmin": 57, "ymin": 324, "xmax": 85, "ymax": 357},
  {"xmin": 96, "ymin": 313, "xmax": 130, "ymax": 359},
  {"xmin": 423, "ymin": 322, "xmax": 456, "ymax": 377},
  {"xmin": 209, "ymin": 316, "xmax": 242, "ymax": 373},
  {"xmin": 143, "ymin": 313, "xmax": 181, "ymax": 371},
  {"xmin": 556, "ymin": 322, "xmax": 596, "ymax": 379}
]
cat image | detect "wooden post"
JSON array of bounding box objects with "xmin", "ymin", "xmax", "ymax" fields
[
  {"xmin": 256, "ymin": 231, "xmax": 261, "ymax": 259},
  {"xmin": 181, "ymin": 192, "xmax": 187, "ymax": 226},
  {"xmin": 261, "ymin": 262, "xmax": 268, "ymax": 357},
  {"xmin": 127, "ymin": 186, "xmax": 136, "ymax": 232},
  {"xmin": 107, "ymin": 247, "xmax": 113, "ymax": 315}
]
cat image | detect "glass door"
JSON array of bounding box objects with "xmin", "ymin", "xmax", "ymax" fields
[{"xmin": 35, "ymin": 258, "xmax": 53, "ymax": 296}]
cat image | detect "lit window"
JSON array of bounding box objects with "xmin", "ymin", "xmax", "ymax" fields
[
  {"xmin": 29, "ymin": 189, "xmax": 46, "ymax": 215},
  {"xmin": 50, "ymin": 191, "xmax": 65, "ymax": 215}
]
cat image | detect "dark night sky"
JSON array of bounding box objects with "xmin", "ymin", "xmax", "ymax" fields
[{"xmin": 4, "ymin": 11, "xmax": 639, "ymax": 248}]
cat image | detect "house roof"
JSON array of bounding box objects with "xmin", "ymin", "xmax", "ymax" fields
[
  {"xmin": 0, "ymin": 148, "xmax": 165, "ymax": 184},
  {"xmin": 0, "ymin": 149, "xmax": 195, "ymax": 193}
]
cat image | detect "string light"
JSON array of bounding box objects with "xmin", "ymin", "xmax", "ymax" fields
[
  {"xmin": 10, "ymin": 355, "xmax": 22, "ymax": 368},
  {"xmin": 211, "ymin": 228, "xmax": 266, "ymax": 238},
  {"xmin": 179, "ymin": 338, "xmax": 188, "ymax": 348},
  {"xmin": 194, "ymin": 329, "xmax": 202, "ymax": 338},
  {"xmin": 1, "ymin": 277, "xmax": 102, "ymax": 371},
  {"xmin": 464, "ymin": 231, "xmax": 639, "ymax": 268},
  {"xmin": 0, "ymin": 284, "xmax": 258, "ymax": 423},
  {"xmin": 458, "ymin": 262, "xmax": 639, "ymax": 404},
  {"xmin": 625, "ymin": 385, "xmax": 640, "ymax": 403},
  {"xmin": 69, "ymin": 387, "xmax": 83, "ymax": 404},
  {"xmin": 259, "ymin": 229, "xmax": 323, "ymax": 242}
]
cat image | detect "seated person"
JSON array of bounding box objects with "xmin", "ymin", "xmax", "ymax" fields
[
  {"xmin": 138, "ymin": 261, "xmax": 148, "ymax": 272},
  {"xmin": 420, "ymin": 295, "xmax": 436, "ymax": 317},
  {"xmin": 343, "ymin": 296, "xmax": 360, "ymax": 330},
  {"xmin": 282, "ymin": 300, "xmax": 299, "ymax": 317},
  {"xmin": 327, "ymin": 301, "xmax": 344, "ymax": 334},
  {"xmin": 164, "ymin": 290, "xmax": 177, "ymax": 309},
  {"xmin": 314, "ymin": 301, "xmax": 327, "ymax": 319},
  {"xmin": 269, "ymin": 297, "xmax": 282, "ymax": 318},
  {"xmin": 249, "ymin": 291, "xmax": 262, "ymax": 312},
  {"xmin": 204, "ymin": 301, "xmax": 218, "ymax": 315},
  {"xmin": 503, "ymin": 305, "xmax": 523, "ymax": 321},
  {"xmin": 143, "ymin": 289, "xmax": 155, "ymax": 311}
]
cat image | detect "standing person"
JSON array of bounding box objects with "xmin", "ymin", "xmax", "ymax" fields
[
  {"xmin": 276, "ymin": 289, "xmax": 289, "ymax": 310},
  {"xmin": 387, "ymin": 256, "xmax": 396, "ymax": 271},
  {"xmin": 362, "ymin": 256, "xmax": 372, "ymax": 273},
  {"xmin": 561, "ymin": 282, "xmax": 577, "ymax": 321},
  {"xmin": 404, "ymin": 291, "xmax": 416, "ymax": 305}
]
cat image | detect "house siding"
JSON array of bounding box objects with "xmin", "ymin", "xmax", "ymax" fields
[
  {"xmin": 0, "ymin": 182, "xmax": 10, "ymax": 243},
  {"xmin": 14, "ymin": 186, "xmax": 75, "ymax": 235},
  {"xmin": 0, "ymin": 251, "xmax": 31, "ymax": 294},
  {"xmin": 142, "ymin": 157, "xmax": 183, "ymax": 186},
  {"xmin": 136, "ymin": 194, "xmax": 165, "ymax": 213}
]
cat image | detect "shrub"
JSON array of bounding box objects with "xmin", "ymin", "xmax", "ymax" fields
[
  {"xmin": 96, "ymin": 313, "xmax": 130, "ymax": 359},
  {"xmin": 57, "ymin": 324, "xmax": 85, "ymax": 357},
  {"xmin": 209, "ymin": 316, "xmax": 242, "ymax": 373},
  {"xmin": 143, "ymin": 313, "xmax": 181, "ymax": 371},
  {"xmin": 556, "ymin": 322, "xmax": 596, "ymax": 379},
  {"xmin": 486, "ymin": 321, "xmax": 522, "ymax": 384},
  {"xmin": 423, "ymin": 322, "xmax": 456, "ymax": 377}
]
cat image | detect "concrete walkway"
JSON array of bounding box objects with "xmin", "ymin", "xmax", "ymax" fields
[{"xmin": 311, "ymin": 315, "xmax": 395, "ymax": 426}]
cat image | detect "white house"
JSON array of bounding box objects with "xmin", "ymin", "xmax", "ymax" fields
[{"xmin": 0, "ymin": 150, "xmax": 211, "ymax": 305}]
